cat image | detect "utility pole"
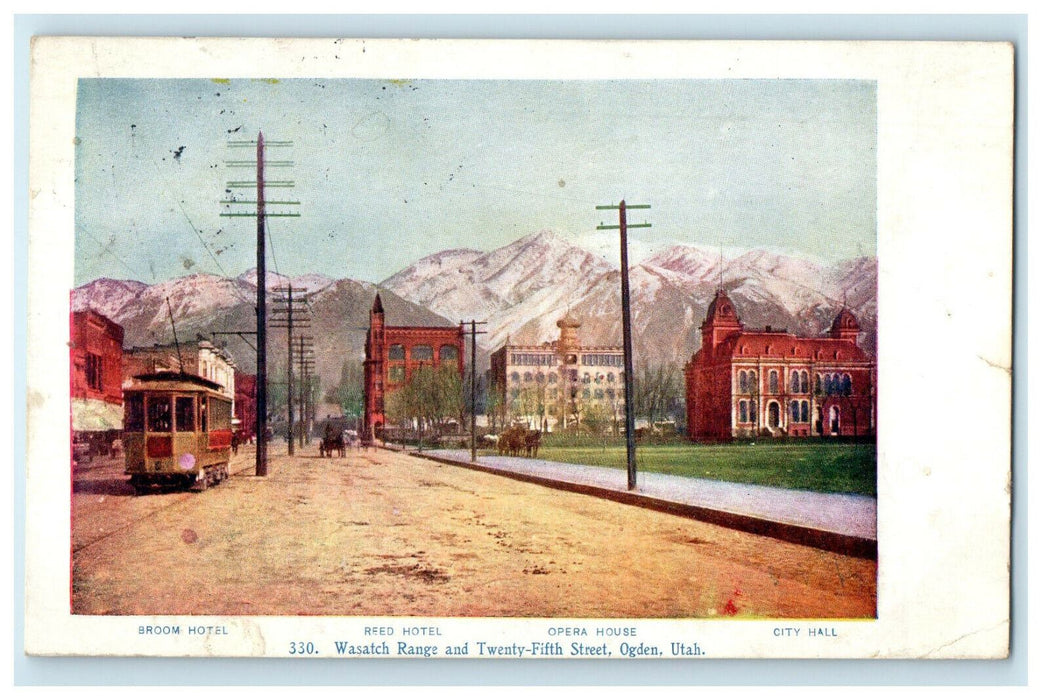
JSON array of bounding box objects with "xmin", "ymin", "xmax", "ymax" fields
[
  {"xmin": 271, "ymin": 286, "xmax": 310, "ymax": 455},
  {"xmin": 293, "ymin": 336, "xmax": 316, "ymax": 447},
  {"xmin": 221, "ymin": 132, "xmax": 298, "ymax": 476},
  {"xmin": 459, "ymin": 320, "xmax": 488, "ymax": 463},
  {"xmin": 597, "ymin": 200, "xmax": 651, "ymax": 491}
]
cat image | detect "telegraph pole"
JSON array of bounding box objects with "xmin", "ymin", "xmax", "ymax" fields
[
  {"xmin": 293, "ymin": 336, "xmax": 316, "ymax": 447},
  {"xmin": 271, "ymin": 286, "xmax": 310, "ymax": 455},
  {"xmin": 459, "ymin": 320, "xmax": 488, "ymax": 463},
  {"xmin": 220, "ymin": 132, "xmax": 299, "ymax": 476},
  {"xmin": 597, "ymin": 200, "xmax": 651, "ymax": 491}
]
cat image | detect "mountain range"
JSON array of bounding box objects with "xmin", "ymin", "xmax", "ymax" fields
[{"xmin": 73, "ymin": 230, "xmax": 877, "ymax": 391}]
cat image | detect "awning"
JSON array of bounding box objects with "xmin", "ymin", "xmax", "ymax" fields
[{"xmin": 71, "ymin": 398, "xmax": 123, "ymax": 432}]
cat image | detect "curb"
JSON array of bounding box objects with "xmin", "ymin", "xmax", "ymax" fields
[{"xmin": 412, "ymin": 450, "xmax": 877, "ymax": 561}]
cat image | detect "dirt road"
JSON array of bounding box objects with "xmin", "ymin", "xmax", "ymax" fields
[{"xmin": 71, "ymin": 444, "xmax": 876, "ymax": 618}]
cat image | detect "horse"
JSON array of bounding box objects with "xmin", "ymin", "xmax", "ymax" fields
[
  {"xmin": 524, "ymin": 430, "xmax": 542, "ymax": 458},
  {"xmin": 320, "ymin": 423, "xmax": 346, "ymax": 458}
]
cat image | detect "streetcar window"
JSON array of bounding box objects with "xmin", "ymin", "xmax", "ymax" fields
[
  {"xmin": 124, "ymin": 394, "xmax": 144, "ymax": 432},
  {"xmin": 175, "ymin": 396, "xmax": 196, "ymax": 432},
  {"xmin": 147, "ymin": 396, "xmax": 172, "ymax": 432},
  {"xmin": 208, "ymin": 397, "xmax": 232, "ymax": 430},
  {"xmin": 199, "ymin": 398, "xmax": 207, "ymax": 432}
]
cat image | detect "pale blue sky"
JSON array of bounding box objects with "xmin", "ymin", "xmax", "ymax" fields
[{"xmin": 74, "ymin": 78, "xmax": 876, "ymax": 286}]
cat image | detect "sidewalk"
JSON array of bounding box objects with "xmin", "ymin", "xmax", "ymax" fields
[{"xmin": 421, "ymin": 449, "xmax": 877, "ymax": 560}]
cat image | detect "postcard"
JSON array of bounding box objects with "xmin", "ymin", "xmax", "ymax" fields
[{"xmin": 25, "ymin": 37, "xmax": 1013, "ymax": 658}]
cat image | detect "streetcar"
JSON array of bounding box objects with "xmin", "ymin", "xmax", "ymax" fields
[{"xmin": 123, "ymin": 371, "xmax": 233, "ymax": 494}]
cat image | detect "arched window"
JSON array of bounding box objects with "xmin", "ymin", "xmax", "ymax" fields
[
  {"xmin": 510, "ymin": 372, "xmax": 520, "ymax": 383},
  {"xmin": 739, "ymin": 370, "xmax": 748, "ymax": 393},
  {"xmin": 388, "ymin": 344, "xmax": 405, "ymax": 361},
  {"xmin": 749, "ymin": 400, "xmax": 757, "ymax": 422},
  {"xmin": 830, "ymin": 373, "xmax": 841, "ymax": 395},
  {"xmin": 607, "ymin": 373, "xmax": 616, "ymax": 383},
  {"xmin": 549, "ymin": 374, "xmax": 558, "ymax": 385},
  {"xmin": 801, "ymin": 371, "xmax": 810, "ymax": 394},
  {"xmin": 790, "ymin": 400, "xmax": 800, "ymax": 423},
  {"xmin": 595, "ymin": 373, "xmax": 604, "ymax": 384},
  {"xmin": 768, "ymin": 401, "xmax": 780, "ymax": 428},
  {"xmin": 582, "ymin": 389, "xmax": 591, "ymax": 399},
  {"xmin": 536, "ymin": 372, "xmax": 545, "ymax": 383},
  {"xmin": 583, "ymin": 373, "xmax": 592, "ymax": 384},
  {"xmin": 769, "ymin": 370, "xmax": 779, "ymax": 394},
  {"xmin": 815, "ymin": 374, "xmax": 823, "ymax": 394},
  {"xmin": 843, "ymin": 374, "xmax": 853, "ymax": 396},
  {"xmin": 595, "ymin": 389, "xmax": 604, "ymax": 399},
  {"xmin": 410, "ymin": 345, "xmax": 433, "ymax": 361},
  {"xmin": 801, "ymin": 400, "xmax": 810, "ymax": 423},
  {"xmin": 748, "ymin": 370, "xmax": 757, "ymax": 391},
  {"xmin": 439, "ymin": 345, "xmax": 458, "ymax": 362},
  {"xmin": 739, "ymin": 400, "xmax": 748, "ymax": 423},
  {"xmin": 523, "ymin": 372, "xmax": 533, "ymax": 382},
  {"xmin": 790, "ymin": 370, "xmax": 800, "ymax": 393}
]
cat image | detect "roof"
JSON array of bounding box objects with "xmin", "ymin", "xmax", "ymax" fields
[
  {"xmin": 127, "ymin": 371, "xmax": 225, "ymax": 392},
  {"xmin": 372, "ymin": 293, "xmax": 385, "ymax": 313},
  {"xmin": 719, "ymin": 331, "xmax": 869, "ymax": 362}
]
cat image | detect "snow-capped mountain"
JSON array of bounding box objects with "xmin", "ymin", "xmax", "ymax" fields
[
  {"xmin": 383, "ymin": 234, "xmax": 877, "ymax": 366},
  {"xmin": 381, "ymin": 230, "xmax": 614, "ymax": 324},
  {"xmin": 73, "ymin": 230, "xmax": 877, "ymax": 393}
]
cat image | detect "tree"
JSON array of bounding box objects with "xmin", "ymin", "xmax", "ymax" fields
[
  {"xmin": 386, "ymin": 364, "xmax": 464, "ymax": 445},
  {"xmin": 634, "ymin": 363, "xmax": 684, "ymax": 432},
  {"xmin": 326, "ymin": 359, "xmax": 364, "ymax": 419}
]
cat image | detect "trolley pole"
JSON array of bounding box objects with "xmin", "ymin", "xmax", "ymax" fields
[{"xmin": 597, "ymin": 200, "xmax": 651, "ymax": 491}]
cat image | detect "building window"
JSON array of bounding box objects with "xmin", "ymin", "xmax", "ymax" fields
[
  {"xmin": 739, "ymin": 400, "xmax": 748, "ymax": 423},
  {"xmin": 595, "ymin": 389, "xmax": 604, "ymax": 399},
  {"xmin": 583, "ymin": 373, "xmax": 591, "ymax": 384},
  {"xmin": 801, "ymin": 371, "xmax": 810, "ymax": 393},
  {"xmin": 608, "ymin": 373, "xmax": 616, "ymax": 383},
  {"xmin": 411, "ymin": 345, "xmax": 434, "ymax": 361},
  {"xmin": 595, "ymin": 373, "xmax": 603, "ymax": 384},
  {"xmin": 388, "ymin": 366, "xmax": 405, "ymax": 383},
  {"xmin": 388, "ymin": 344, "xmax": 405, "ymax": 361},
  {"xmin": 815, "ymin": 374, "xmax": 823, "ymax": 394},
  {"xmin": 523, "ymin": 372, "xmax": 533, "ymax": 382},
  {"xmin": 768, "ymin": 401, "xmax": 780, "ymax": 428},
  {"xmin": 790, "ymin": 400, "xmax": 800, "ymax": 423},
  {"xmin": 85, "ymin": 352, "xmax": 103, "ymax": 391},
  {"xmin": 830, "ymin": 373, "xmax": 842, "ymax": 395},
  {"xmin": 769, "ymin": 370, "xmax": 779, "ymax": 394},
  {"xmin": 749, "ymin": 400, "xmax": 757, "ymax": 423},
  {"xmin": 582, "ymin": 389, "xmax": 591, "ymax": 399},
  {"xmin": 510, "ymin": 372, "xmax": 520, "ymax": 383},
  {"xmin": 739, "ymin": 370, "xmax": 748, "ymax": 393},
  {"xmin": 439, "ymin": 345, "xmax": 459, "ymax": 362},
  {"xmin": 790, "ymin": 370, "xmax": 800, "ymax": 393},
  {"xmin": 801, "ymin": 400, "xmax": 810, "ymax": 423},
  {"xmin": 842, "ymin": 374, "xmax": 853, "ymax": 396},
  {"xmin": 565, "ymin": 354, "xmax": 577, "ymax": 364},
  {"xmin": 549, "ymin": 374, "xmax": 558, "ymax": 385}
]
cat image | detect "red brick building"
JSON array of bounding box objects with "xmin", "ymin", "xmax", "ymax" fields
[
  {"xmin": 234, "ymin": 372, "xmax": 257, "ymax": 441},
  {"xmin": 362, "ymin": 294, "xmax": 464, "ymax": 442},
  {"xmin": 70, "ymin": 310, "xmax": 125, "ymax": 452},
  {"xmin": 684, "ymin": 289, "xmax": 876, "ymax": 441}
]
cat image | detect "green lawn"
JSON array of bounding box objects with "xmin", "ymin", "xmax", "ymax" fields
[{"xmin": 482, "ymin": 438, "xmax": 877, "ymax": 496}]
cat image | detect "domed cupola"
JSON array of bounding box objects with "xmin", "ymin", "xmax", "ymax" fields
[
  {"xmin": 700, "ymin": 289, "xmax": 743, "ymax": 353},
  {"xmin": 556, "ymin": 312, "xmax": 582, "ymax": 355},
  {"xmin": 705, "ymin": 288, "xmax": 741, "ymax": 326},
  {"xmin": 830, "ymin": 306, "xmax": 861, "ymax": 343}
]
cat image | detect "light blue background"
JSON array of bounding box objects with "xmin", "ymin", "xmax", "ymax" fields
[{"xmin": 13, "ymin": 13, "xmax": 1028, "ymax": 687}]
